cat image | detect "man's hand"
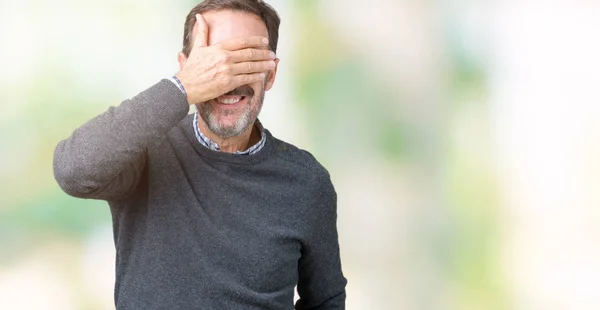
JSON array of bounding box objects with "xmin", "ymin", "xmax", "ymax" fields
[{"xmin": 175, "ymin": 14, "xmax": 276, "ymax": 105}]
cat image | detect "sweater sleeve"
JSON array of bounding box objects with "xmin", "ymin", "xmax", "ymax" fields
[
  {"xmin": 295, "ymin": 176, "xmax": 347, "ymax": 310},
  {"xmin": 53, "ymin": 79, "xmax": 190, "ymax": 201}
]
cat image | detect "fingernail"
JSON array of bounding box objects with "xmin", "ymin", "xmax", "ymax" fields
[
  {"xmin": 260, "ymin": 73, "xmax": 266, "ymax": 79},
  {"xmin": 269, "ymin": 52, "xmax": 276, "ymax": 59},
  {"xmin": 196, "ymin": 14, "xmax": 200, "ymax": 20},
  {"xmin": 263, "ymin": 38, "xmax": 269, "ymax": 45}
]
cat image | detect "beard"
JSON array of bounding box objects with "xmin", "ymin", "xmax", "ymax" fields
[{"xmin": 197, "ymin": 84, "xmax": 265, "ymax": 139}]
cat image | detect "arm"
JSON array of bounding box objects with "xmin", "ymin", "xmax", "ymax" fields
[
  {"xmin": 54, "ymin": 14, "xmax": 276, "ymax": 201},
  {"xmin": 295, "ymin": 177, "xmax": 347, "ymax": 310},
  {"xmin": 53, "ymin": 80, "xmax": 189, "ymax": 201}
]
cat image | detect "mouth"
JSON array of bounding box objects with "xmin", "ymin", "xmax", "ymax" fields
[{"xmin": 213, "ymin": 95, "xmax": 249, "ymax": 107}]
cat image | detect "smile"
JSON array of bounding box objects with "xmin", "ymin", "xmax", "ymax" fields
[{"xmin": 216, "ymin": 95, "xmax": 247, "ymax": 105}]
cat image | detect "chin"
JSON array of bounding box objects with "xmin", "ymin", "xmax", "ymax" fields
[{"xmin": 208, "ymin": 116, "xmax": 253, "ymax": 139}]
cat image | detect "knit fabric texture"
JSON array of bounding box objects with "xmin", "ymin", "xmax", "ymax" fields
[{"xmin": 53, "ymin": 80, "xmax": 347, "ymax": 310}]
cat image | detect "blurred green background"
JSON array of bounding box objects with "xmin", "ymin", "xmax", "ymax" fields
[{"xmin": 2, "ymin": 1, "xmax": 600, "ymax": 309}]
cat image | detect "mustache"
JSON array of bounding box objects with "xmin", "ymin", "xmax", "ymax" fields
[{"xmin": 223, "ymin": 85, "xmax": 254, "ymax": 97}]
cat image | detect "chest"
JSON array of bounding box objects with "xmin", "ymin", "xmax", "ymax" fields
[{"xmin": 138, "ymin": 155, "xmax": 312, "ymax": 293}]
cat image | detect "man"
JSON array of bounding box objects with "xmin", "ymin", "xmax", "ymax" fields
[{"xmin": 53, "ymin": 0, "xmax": 347, "ymax": 309}]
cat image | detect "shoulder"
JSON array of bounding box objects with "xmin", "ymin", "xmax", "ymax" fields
[
  {"xmin": 268, "ymin": 131, "xmax": 328, "ymax": 172},
  {"xmin": 266, "ymin": 130, "xmax": 334, "ymax": 193},
  {"xmin": 267, "ymin": 132, "xmax": 338, "ymax": 226}
]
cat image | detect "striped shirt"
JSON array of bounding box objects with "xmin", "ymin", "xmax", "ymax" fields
[{"xmin": 169, "ymin": 76, "xmax": 266, "ymax": 155}]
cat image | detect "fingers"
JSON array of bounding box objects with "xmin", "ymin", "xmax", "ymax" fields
[
  {"xmin": 229, "ymin": 48, "xmax": 276, "ymax": 63},
  {"xmin": 219, "ymin": 36, "xmax": 270, "ymax": 51},
  {"xmin": 230, "ymin": 73, "xmax": 267, "ymax": 89},
  {"xmin": 228, "ymin": 60, "xmax": 276, "ymax": 75},
  {"xmin": 193, "ymin": 14, "xmax": 209, "ymax": 47}
]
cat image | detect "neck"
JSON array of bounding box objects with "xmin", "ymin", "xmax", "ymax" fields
[{"xmin": 196, "ymin": 114, "xmax": 261, "ymax": 153}]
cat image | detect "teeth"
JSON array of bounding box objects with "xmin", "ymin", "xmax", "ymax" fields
[{"xmin": 218, "ymin": 97, "xmax": 242, "ymax": 104}]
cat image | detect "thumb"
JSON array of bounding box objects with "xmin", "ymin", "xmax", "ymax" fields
[{"xmin": 193, "ymin": 14, "xmax": 209, "ymax": 47}]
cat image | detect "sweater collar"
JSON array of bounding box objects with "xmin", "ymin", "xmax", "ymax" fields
[{"xmin": 180, "ymin": 114, "xmax": 274, "ymax": 165}]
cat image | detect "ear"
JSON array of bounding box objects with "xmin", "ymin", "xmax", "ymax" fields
[
  {"xmin": 177, "ymin": 52, "xmax": 188, "ymax": 71},
  {"xmin": 264, "ymin": 58, "xmax": 280, "ymax": 91}
]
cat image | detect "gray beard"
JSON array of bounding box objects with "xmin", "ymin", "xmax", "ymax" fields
[{"xmin": 197, "ymin": 89, "xmax": 265, "ymax": 139}]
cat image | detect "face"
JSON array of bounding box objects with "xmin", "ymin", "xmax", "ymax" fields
[{"xmin": 179, "ymin": 10, "xmax": 278, "ymax": 139}]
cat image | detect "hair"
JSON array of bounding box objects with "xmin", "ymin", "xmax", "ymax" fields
[{"xmin": 181, "ymin": 0, "xmax": 281, "ymax": 57}]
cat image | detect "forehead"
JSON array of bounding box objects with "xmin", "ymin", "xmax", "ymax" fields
[{"xmin": 196, "ymin": 10, "xmax": 268, "ymax": 46}]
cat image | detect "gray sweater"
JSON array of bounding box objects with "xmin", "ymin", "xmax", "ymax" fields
[{"xmin": 53, "ymin": 80, "xmax": 347, "ymax": 309}]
